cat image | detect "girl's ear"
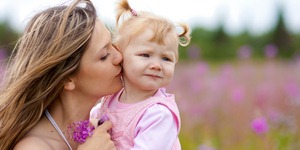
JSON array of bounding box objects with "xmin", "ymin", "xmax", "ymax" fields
[{"xmin": 64, "ymin": 78, "xmax": 76, "ymax": 91}]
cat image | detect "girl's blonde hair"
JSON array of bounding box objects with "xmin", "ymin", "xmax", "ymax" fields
[
  {"xmin": 114, "ymin": 0, "xmax": 191, "ymax": 61},
  {"xmin": 0, "ymin": 0, "xmax": 97, "ymax": 149}
]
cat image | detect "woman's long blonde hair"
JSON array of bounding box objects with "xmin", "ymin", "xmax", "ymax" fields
[
  {"xmin": 114, "ymin": 0, "xmax": 191, "ymax": 61},
  {"xmin": 0, "ymin": 0, "xmax": 97, "ymax": 149}
]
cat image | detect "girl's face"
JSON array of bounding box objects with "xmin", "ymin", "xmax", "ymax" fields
[
  {"xmin": 72, "ymin": 20, "xmax": 123, "ymax": 100},
  {"xmin": 121, "ymin": 29, "xmax": 177, "ymax": 92}
]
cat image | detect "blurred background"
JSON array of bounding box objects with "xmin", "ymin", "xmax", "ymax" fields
[{"xmin": 1, "ymin": 0, "xmax": 300, "ymax": 149}]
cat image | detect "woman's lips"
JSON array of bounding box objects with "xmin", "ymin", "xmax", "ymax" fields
[{"xmin": 116, "ymin": 70, "xmax": 122, "ymax": 77}]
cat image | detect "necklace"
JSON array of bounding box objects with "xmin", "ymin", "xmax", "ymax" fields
[{"xmin": 45, "ymin": 109, "xmax": 73, "ymax": 150}]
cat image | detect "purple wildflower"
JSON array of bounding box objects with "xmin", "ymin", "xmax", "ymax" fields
[
  {"xmin": 196, "ymin": 62, "xmax": 209, "ymax": 75},
  {"xmin": 67, "ymin": 120, "xmax": 95, "ymax": 144},
  {"xmin": 230, "ymin": 87, "xmax": 245, "ymax": 103},
  {"xmin": 198, "ymin": 144, "xmax": 216, "ymax": 150},
  {"xmin": 251, "ymin": 116, "xmax": 269, "ymax": 135},
  {"xmin": 285, "ymin": 82, "xmax": 300, "ymax": 97},
  {"xmin": 238, "ymin": 45, "xmax": 252, "ymax": 59},
  {"xmin": 187, "ymin": 45, "xmax": 200, "ymax": 59},
  {"xmin": 264, "ymin": 44, "xmax": 278, "ymax": 58}
]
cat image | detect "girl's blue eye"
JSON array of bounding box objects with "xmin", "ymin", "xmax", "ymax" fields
[
  {"xmin": 141, "ymin": 54, "xmax": 150, "ymax": 57},
  {"xmin": 162, "ymin": 57, "xmax": 171, "ymax": 61}
]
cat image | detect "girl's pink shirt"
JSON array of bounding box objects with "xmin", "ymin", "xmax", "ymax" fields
[{"xmin": 90, "ymin": 88, "xmax": 181, "ymax": 149}]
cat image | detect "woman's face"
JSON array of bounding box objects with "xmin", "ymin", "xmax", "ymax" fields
[{"xmin": 72, "ymin": 20, "xmax": 123, "ymax": 100}]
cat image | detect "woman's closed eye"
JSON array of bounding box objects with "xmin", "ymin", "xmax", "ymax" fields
[{"xmin": 100, "ymin": 53, "xmax": 110, "ymax": 61}]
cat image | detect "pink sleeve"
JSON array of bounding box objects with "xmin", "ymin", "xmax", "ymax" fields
[{"xmin": 131, "ymin": 104, "xmax": 179, "ymax": 150}]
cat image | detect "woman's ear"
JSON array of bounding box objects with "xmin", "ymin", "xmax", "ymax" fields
[{"xmin": 64, "ymin": 78, "xmax": 75, "ymax": 91}]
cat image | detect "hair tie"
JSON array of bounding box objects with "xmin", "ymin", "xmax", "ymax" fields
[{"xmin": 131, "ymin": 9, "xmax": 137, "ymax": 16}]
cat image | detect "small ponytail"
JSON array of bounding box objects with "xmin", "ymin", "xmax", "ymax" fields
[
  {"xmin": 177, "ymin": 23, "xmax": 191, "ymax": 47},
  {"xmin": 116, "ymin": 0, "xmax": 135, "ymax": 26}
]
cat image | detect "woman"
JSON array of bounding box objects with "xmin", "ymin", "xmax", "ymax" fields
[{"xmin": 0, "ymin": 0, "xmax": 122, "ymax": 149}]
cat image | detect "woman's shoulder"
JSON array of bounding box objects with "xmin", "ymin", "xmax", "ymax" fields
[
  {"xmin": 14, "ymin": 116, "xmax": 56, "ymax": 150},
  {"xmin": 14, "ymin": 135, "xmax": 52, "ymax": 150}
]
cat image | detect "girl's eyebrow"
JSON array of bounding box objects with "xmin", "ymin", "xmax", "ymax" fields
[{"xmin": 135, "ymin": 47, "xmax": 154, "ymax": 53}]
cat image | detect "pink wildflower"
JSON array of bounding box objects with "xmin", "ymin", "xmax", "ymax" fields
[
  {"xmin": 251, "ymin": 117, "xmax": 269, "ymax": 135},
  {"xmin": 67, "ymin": 120, "xmax": 95, "ymax": 144}
]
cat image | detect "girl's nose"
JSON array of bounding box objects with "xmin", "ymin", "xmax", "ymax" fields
[{"xmin": 149, "ymin": 61, "xmax": 162, "ymax": 71}]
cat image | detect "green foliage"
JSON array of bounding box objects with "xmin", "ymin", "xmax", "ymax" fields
[
  {"xmin": 0, "ymin": 21, "xmax": 20, "ymax": 55},
  {"xmin": 178, "ymin": 8, "xmax": 300, "ymax": 62},
  {"xmin": 1, "ymin": 8, "xmax": 300, "ymax": 62}
]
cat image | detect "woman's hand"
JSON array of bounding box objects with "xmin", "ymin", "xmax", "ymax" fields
[{"xmin": 78, "ymin": 121, "xmax": 115, "ymax": 150}]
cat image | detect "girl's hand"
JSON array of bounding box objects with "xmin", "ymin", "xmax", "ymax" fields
[{"xmin": 78, "ymin": 121, "xmax": 115, "ymax": 150}]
